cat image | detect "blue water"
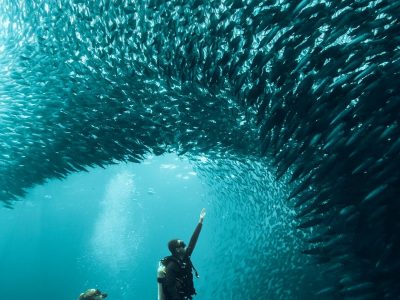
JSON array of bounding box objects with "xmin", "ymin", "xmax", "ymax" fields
[{"xmin": 0, "ymin": 154, "xmax": 211, "ymax": 300}]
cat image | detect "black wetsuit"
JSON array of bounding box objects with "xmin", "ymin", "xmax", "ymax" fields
[{"xmin": 164, "ymin": 222, "xmax": 202, "ymax": 300}]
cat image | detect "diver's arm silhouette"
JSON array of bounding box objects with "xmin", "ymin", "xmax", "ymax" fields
[{"xmin": 186, "ymin": 208, "xmax": 206, "ymax": 257}]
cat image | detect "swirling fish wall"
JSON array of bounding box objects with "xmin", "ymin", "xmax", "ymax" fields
[{"xmin": 0, "ymin": 0, "xmax": 399, "ymax": 298}]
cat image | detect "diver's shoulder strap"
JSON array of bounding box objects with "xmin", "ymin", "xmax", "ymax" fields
[
  {"xmin": 162, "ymin": 255, "xmax": 199, "ymax": 277},
  {"xmin": 187, "ymin": 257, "xmax": 199, "ymax": 278}
]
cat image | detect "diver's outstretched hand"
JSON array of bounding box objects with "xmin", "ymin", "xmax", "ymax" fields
[{"xmin": 199, "ymin": 208, "xmax": 206, "ymax": 223}]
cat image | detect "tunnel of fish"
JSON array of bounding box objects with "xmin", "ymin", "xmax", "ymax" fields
[{"xmin": 0, "ymin": 0, "xmax": 399, "ymax": 299}]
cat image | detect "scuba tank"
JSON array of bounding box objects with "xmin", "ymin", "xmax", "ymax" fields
[{"xmin": 157, "ymin": 260, "xmax": 167, "ymax": 300}]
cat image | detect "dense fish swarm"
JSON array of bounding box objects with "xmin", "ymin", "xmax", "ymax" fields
[{"xmin": 0, "ymin": 0, "xmax": 399, "ymax": 298}]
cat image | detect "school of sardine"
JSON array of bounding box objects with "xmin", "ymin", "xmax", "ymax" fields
[{"xmin": 0, "ymin": 0, "xmax": 399, "ymax": 299}]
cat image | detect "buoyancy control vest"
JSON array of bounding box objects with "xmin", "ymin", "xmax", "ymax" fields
[{"xmin": 157, "ymin": 256, "xmax": 198, "ymax": 300}]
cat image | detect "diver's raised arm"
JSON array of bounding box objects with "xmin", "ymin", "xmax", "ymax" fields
[{"xmin": 186, "ymin": 208, "xmax": 206, "ymax": 256}]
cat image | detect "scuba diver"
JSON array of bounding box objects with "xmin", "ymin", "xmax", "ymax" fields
[
  {"xmin": 78, "ymin": 288, "xmax": 108, "ymax": 300},
  {"xmin": 158, "ymin": 208, "xmax": 206, "ymax": 300}
]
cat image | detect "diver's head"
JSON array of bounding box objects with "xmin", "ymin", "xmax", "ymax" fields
[
  {"xmin": 79, "ymin": 289, "xmax": 108, "ymax": 300},
  {"xmin": 168, "ymin": 239, "xmax": 186, "ymax": 257}
]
